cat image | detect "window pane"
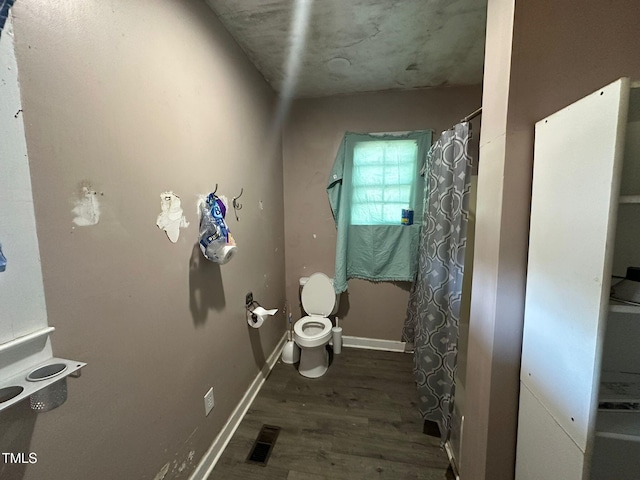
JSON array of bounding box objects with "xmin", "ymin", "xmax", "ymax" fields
[
  {"xmin": 383, "ymin": 185, "xmax": 411, "ymax": 203},
  {"xmin": 352, "ymin": 186, "xmax": 384, "ymax": 203},
  {"xmin": 384, "ymin": 163, "xmax": 415, "ymax": 185},
  {"xmin": 351, "ymin": 202, "xmax": 384, "ymax": 225},
  {"xmin": 383, "ymin": 203, "xmax": 407, "ymax": 224},
  {"xmin": 352, "ymin": 164, "xmax": 384, "ymax": 186},
  {"xmin": 351, "ymin": 138, "xmax": 418, "ymax": 226},
  {"xmin": 353, "ymin": 142, "xmax": 385, "ymax": 165}
]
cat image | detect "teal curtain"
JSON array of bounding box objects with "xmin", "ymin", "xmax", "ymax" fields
[{"xmin": 327, "ymin": 131, "xmax": 432, "ymax": 293}]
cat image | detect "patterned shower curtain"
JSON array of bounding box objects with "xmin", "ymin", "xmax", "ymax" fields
[
  {"xmin": 402, "ymin": 122, "xmax": 472, "ymax": 441},
  {"xmin": 0, "ymin": 0, "xmax": 15, "ymax": 38}
]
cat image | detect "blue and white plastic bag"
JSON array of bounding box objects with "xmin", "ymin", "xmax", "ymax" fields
[{"xmin": 198, "ymin": 193, "xmax": 237, "ymax": 264}]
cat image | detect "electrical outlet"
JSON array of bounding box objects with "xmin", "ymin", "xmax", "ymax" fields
[
  {"xmin": 245, "ymin": 292, "xmax": 253, "ymax": 306},
  {"xmin": 204, "ymin": 387, "xmax": 214, "ymax": 416}
]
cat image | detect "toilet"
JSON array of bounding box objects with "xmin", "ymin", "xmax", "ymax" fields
[{"xmin": 294, "ymin": 272, "xmax": 339, "ymax": 378}]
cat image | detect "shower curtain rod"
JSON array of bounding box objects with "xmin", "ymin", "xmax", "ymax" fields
[{"xmin": 460, "ymin": 107, "xmax": 482, "ymax": 124}]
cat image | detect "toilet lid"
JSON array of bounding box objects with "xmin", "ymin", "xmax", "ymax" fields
[{"xmin": 301, "ymin": 273, "xmax": 335, "ymax": 316}]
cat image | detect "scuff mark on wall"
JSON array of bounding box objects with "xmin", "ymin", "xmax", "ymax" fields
[
  {"xmin": 72, "ymin": 183, "xmax": 101, "ymax": 226},
  {"xmin": 156, "ymin": 191, "xmax": 189, "ymax": 243},
  {"xmin": 185, "ymin": 428, "xmax": 198, "ymax": 442},
  {"xmin": 175, "ymin": 450, "xmax": 196, "ymax": 474},
  {"xmin": 160, "ymin": 449, "xmax": 197, "ymax": 477},
  {"xmin": 153, "ymin": 462, "xmax": 170, "ymax": 480}
]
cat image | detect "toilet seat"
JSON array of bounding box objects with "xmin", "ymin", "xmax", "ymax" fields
[{"xmin": 293, "ymin": 316, "xmax": 332, "ymax": 348}]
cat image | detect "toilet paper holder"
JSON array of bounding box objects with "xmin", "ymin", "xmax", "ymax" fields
[
  {"xmin": 244, "ymin": 292, "xmax": 262, "ymax": 322},
  {"xmin": 244, "ymin": 297, "xmax": 264, "ymax": 322},
  {"xmin": 244, "ymin": 293, "xmax": 279, "ymax": 329},
  {"xmin": 244, "ymin": 292, "xmax": 276, "ymax": 321}
]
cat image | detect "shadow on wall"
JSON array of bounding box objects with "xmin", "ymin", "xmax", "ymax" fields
[
  {"xmin": 0, "ymin": 401, "xmax": 37, "ymax": 480},
  {"xmin": 392, "ymin": 281, "xmax": 412, "ymax": 293},
  {"xmin": 333, "ymin": 281, "xmax": 411, "ymax": 320},
  {"xmin": 335, "ymin": 290, "xmax": 350, "ymax": 320},
  {"xmin": 189, "ymin": 243, "xmax": 225, "ymax": 327},
  {"xmin": 247, "ymin": 325, "xmax": 266, "ymax": 371}
]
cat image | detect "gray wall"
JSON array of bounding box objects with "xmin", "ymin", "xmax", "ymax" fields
[
  {"xmin": 2, "ymin": 1, "xmax": 285, "ymax": 479},
  {"xmin": 283, "ymin": 86, "xmax": 482, "ymax": 340}
]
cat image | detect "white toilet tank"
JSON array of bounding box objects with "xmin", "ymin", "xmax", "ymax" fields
[{"xmin": 299, "ymin": 274, "xmax": 340, "ymax": 315}]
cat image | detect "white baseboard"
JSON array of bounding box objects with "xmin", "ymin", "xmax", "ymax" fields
[
  {"xmin": 189, "ymin": 331, "xmax": 287, "ymax": 480},
  {"xmin": 342, "ymin": 335, "xmax": 407, "ymax": 353},
  {"xmin": 444, "ymin": 440, "xmax": 461, "ymax": 480}
]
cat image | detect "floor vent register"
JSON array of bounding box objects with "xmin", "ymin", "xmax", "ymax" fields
[{"xmin": 245, "ymin": 424, "xmax": 281, "ymax": 466}]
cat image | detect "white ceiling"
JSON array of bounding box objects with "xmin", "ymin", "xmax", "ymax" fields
[{"xmin": 205, "ymin": 0, "xmax": 487, "ymax": 98}]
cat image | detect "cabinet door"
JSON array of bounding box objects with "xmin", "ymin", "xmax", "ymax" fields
[{"xmin": 516, "ymin": 78, "xmax": 630, "ymax": 480}]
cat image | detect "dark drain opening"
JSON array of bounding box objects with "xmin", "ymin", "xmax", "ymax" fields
[{"xmin": 245, "ymin": 425, "xmax": 280, "ymax": 466}]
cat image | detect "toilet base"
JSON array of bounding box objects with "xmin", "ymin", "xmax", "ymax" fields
[{"xmin": 298, "ymin": 345, "xmax": 329, "ymax": 378}]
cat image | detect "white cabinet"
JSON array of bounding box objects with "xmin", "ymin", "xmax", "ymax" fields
[{"xmin": 516, "ymin": 78, "xmax": 640, "ymax": 480}]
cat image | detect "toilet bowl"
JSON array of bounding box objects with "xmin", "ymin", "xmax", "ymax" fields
[{"xmin": 293, "ymin": 272, "xmax": 338, "ymax": 378}]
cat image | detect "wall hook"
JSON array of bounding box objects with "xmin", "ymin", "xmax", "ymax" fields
[
  {"xmin": 232, "ymin": 188, "xmax": 243, "ymax": 221},
  {"xmin": 212, "ymin": 183, "xmax": 218, "ymax": 196}
]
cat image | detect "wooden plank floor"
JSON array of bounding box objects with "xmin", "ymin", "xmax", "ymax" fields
[{"xmin": 209, "ymin": 347, "xmax": 453, "ymax": 480}]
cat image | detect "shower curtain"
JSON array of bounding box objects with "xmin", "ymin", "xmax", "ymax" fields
[
  {"xmin": 0, "ymin": 0, "xmax": 16, "ymax": 38},
  {"xmin": 402, "ymin": 122, "xmax": 472, "ymax": 441}
]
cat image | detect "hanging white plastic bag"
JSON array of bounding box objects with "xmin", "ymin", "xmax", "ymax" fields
[
  {"xmin": 156, "ymin": 191, "xmax": 189, "ymax": 243},
  {"xmin": 198, "ymin": 193, "xmax": 237, "ymax": 264}
]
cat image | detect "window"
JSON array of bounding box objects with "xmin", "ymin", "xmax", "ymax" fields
[
  {"xmin": 327, "ymin": 130, "xmax": 431, "ymax": 293},
  {"xmin": 350, "ymin": 138, "xmax": 420, "ymax": 225}
]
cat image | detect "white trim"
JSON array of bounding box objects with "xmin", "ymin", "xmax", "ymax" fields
[
  {"xmin": 619, "ymin": 195, "xmax": 640, "ymax": 204},
  {"xmin": 341, "ymin": 335, "xmax": 407, "ymax": 353},
  {"xmin": 609, "ymin": 302, "xmax": 640, "ymax": 314},
  {"xmin": 444, "ymin": 441, "xmax": 461, "ymax": 480},
  {"xmin": 189, "ymin": 332, "xmax": 287, "ymax": 480},
  {"xmin": 0, "ymin": 327, "xmax": 55, "ymax": 355}
]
